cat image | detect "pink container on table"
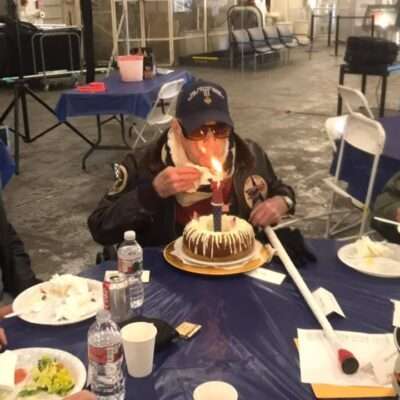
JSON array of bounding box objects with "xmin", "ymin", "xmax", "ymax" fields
[{"xmin": 117, "ymin": 55, "xmax": 143, "ymax": 82}]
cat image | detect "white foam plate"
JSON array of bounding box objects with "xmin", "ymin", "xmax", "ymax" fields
[
  {"xmin": 173, "ymin": 237, "xmax": 263, "ymax": 269},
  {"xmin": 337, "ymin": 241, "xmax": 400, "ymax": 278},
  {"xmin": 13, "ymin": 278, "xmax": 103, "ymax": 326},
  {"xmin": 2, "ymin": 347, "xmax": 86, "ymax": 400}
]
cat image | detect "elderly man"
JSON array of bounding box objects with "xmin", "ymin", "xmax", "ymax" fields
[{"xmin": 88, "ymin": 80, "xmax": 295, "ymax": 247}]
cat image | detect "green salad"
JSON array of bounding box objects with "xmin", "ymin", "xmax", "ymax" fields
[{"xmin": 18, "ymin": 356, "xmax": 75, "ymax": 397}]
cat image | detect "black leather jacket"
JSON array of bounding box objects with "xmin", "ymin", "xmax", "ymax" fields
[{"xmin": 88, "ymin": 132, "xmax": 295, "ymax": 247}]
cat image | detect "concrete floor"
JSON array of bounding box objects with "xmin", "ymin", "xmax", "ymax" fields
[{"xmin": 1, "ymin": 44, "xmax": 398, "ymax": 281}]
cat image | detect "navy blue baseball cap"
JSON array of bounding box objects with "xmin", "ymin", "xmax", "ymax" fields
[{"xmin": 175, "ymin": 80, "xmax": 234, "ymax": 134}]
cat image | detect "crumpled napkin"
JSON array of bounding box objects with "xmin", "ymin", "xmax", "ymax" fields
[{"xmin": 0, "ymin": 350, "xmax": 17, "ymax": 391}]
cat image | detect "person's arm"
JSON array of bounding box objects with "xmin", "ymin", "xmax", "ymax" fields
[
  {"xmin": 246, "ymin": 141, "xmax": 295, "ymax": 227},
  {"xmin": 88, "ymin": 154, "xmax": 200, "ymax": 246},
  {"xmin": 0, "ymin": 306, "xmax": 11, "ymax": 350},
  {"xmin": 0, "ymin": 196, "xmax": 38, "ymax": 296},
  {"xmin": 373, "ymin": 173, "xmax": 400, "ymax": 221},
  {"xmin": 6, "ymin": 223, "xmax": 38, "ymax": 296},
  {"xmin": 88, "ymin": 157, "xmax": 163, "ymax": 246},
  {"xmin": 0, "ymin": 305, "xmax": 12, "ymax": 319},
  {"xmin": 0, "ymin": 328, "xmax": 6, "ymax": 349}
]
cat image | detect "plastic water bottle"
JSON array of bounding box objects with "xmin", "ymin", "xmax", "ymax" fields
[
  {"xmin": 87, "ymin": 310, "xmax": 125, "ymax": 400},
  {"xmin": 118, "ymin": 230, "xmax": 144, "ymax": 311}
]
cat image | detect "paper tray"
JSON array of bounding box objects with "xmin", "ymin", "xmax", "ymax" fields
[{"xmin": 294, "ymin": 339, "xmax": 395, "ymax": 398}]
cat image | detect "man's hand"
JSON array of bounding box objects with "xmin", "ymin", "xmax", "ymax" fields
[
  {"xmin": 153, "ymin": 167, "xmax": 201, "ymax": 198},
  {"xmin": 249, "ymin": 196, "xmax": 289, "ymax": 228},
  {"xmin": 0, "ymin": 328, "xmax": 7, "ymax": 349},
  {"xmin": 0, "ymin": 305, "xmax": 12, "ymax": 319}
]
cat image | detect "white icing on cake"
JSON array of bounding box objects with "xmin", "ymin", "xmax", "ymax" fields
[{"xmin": 183, "ymin": 214, "xmax": 255, "ymax": 259}]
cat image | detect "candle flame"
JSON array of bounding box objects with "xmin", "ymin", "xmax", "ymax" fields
[
  {"xmin": 211, "ymin": 157, "xmax": 222, "ymax": 176},
  {"xmin": 199, "ymin": 144, "xmax": 207, "ymax": 154}
]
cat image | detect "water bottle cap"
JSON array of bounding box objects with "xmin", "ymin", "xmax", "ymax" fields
[
  {"xmin": 96, "ymin": 309, "xmax": 111, "ymax": 323},
  {"xmin": 124, "ymin": 230, "xmax": 136, "ymax": 241}
]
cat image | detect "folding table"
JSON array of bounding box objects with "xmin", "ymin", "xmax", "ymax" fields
[
  {"xmin": 55, "ymin": 69, "xmax": 192, "ymax": 169},
  {"xmin": 2, "ymin": 239, "xmax": 397, "ymax": 400}
]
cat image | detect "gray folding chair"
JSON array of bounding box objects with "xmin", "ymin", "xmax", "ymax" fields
[
  {"xmin": 263, "ymin": 25, "xmax": 287, "ymax": 62},
  {"xmin": 231, "ymin": 29, "xmax": 271, "ymax": 71}
]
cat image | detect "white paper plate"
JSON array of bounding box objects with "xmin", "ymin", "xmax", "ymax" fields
[
  {"xmin": 338, "ymin": 241, "xmax": 400, "ymax": 278},
  {"xmin": 2, "ymin": 347, "xmax": 86, "ymax": 400},
  {"xmin": 173, "ymin": 237, "xmax": 263, "ymax": 269},
  {"xmin": 13, "ymin": 278, "xmax": 103, "ymax": 326}
]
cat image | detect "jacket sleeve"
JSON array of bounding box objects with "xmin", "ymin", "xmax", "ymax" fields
[
  {"xmin": 6, "ymin": 223, "xmax": 38, "ymax": 296},
  {"xmin": 0, "ymin": 196, "xmax": 38, "ymax": 296},
  {"xmin": 373, "ymin": 172, "xmax": 400, "ymax": 220},
  {"xmin": 371, "ymin": 172, "xmax": 400, "ymax": 242},
  {"xmin": 87, "ymin": 154, "xmax": 163, "ymax": 246}
]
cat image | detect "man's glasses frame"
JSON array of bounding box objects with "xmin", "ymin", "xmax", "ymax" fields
[{"xmin": 180, "ymin": 123, "xmax": 232, "ymax": 141}]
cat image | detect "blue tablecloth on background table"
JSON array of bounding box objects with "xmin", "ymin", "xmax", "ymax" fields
[
  {"xmin": 55, "ymin": 70, "xmax": 193, "ymax": 122},
  {"xmin": 331, "ymin": 116, "xmax": 400, "ymax": 203},
  {"xmin": 0, "ymin": 139, "xmax": 15, "ymax": 188},
  {"xmin": 1, "ymin": 239, "xmax": 398, "ymax": 400}
]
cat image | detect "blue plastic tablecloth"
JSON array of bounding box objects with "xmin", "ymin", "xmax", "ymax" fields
[
  {"xmin": 331, "ymin": 116, "xmax": 400, "ymax": 203},
  {"xmin": 1, "ymin": 239, "xmax": 398, "ymax": 400},
  {"xmin": 55, "ymin": 70, "xmax": 193, "ymax": 121},
  {"xmin": 0, "ymin": 139, "xmax": 15, "ymax": 188}
]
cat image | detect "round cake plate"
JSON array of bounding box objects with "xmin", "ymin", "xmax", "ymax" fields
[{"xmin": 163, "ymin": 239, "xmax": 272, "ymax": 276}]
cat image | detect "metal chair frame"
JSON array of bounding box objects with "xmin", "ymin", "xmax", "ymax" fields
[
  {"xmin": 325, "ymin": 112, "xmax": 386, "ymax": 238},
  {"xmin": 129, "ymin": 78, "xmax": 185, "ymax": 148}
]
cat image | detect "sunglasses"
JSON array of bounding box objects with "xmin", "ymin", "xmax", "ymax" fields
[{"xmin": 181, "ymin": 123, "xmax": 232, "ymax": 141}]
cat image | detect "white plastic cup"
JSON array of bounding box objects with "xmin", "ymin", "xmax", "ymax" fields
[
  {"xmin": 117, "ymin": 55, "xmax": 143, "ymax": 82},
  {"xmin": 193, "ymin": 381, "xmax": 238, "ymax": 400},
  {"xmin": 121, "ymin": 321, "xmax": 157, "ymax": 378}
]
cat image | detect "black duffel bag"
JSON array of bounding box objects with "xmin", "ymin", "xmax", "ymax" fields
[{"xmin": 344, "ymin": 36, "xmax": 398, "ymax": 68}]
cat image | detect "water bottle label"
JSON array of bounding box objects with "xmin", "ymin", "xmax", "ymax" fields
[
  {"xmin": 88, "ymin": 343, "xmax": 122, "ymax": 365},
  {"xmin": 118, "ymin": 258, "xmax": 134, "ymax": 273}
]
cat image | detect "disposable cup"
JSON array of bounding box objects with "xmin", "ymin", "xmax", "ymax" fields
[
  {"xmin": 193, "ymin": 381, "xmax": 238, "ymax": 400},
  {"xmin": 121, "ymin": 321, "xmax": 157, "ymax": 377}
]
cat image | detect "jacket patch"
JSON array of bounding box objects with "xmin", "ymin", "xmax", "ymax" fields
[
  {"xmin": 244, "ymin": 175, "xmax": 268, "ymax": 209},
  {"xmin": 108, "ymin": 164, "xmax": 128, "ymax": 196}
]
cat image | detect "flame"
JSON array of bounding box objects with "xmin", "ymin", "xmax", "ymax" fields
[
  {"xmin": 211, "ymin": 157, "xmax": 222, "ymax": 174},
  {"xmin": 211, "ymin": 157, "xmax": 223, "ymax": 183},
  {"xmin": 199, "ymin": 144, "xmax": 207, "ymax": 154}
]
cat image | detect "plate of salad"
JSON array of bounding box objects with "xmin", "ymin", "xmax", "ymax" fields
[{"xmin": 0, "ymin": 348, "xmax": 86, "ymax": 400}]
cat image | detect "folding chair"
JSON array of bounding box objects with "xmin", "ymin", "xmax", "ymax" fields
[
  {"xmin": 278, "ymin": 23, "xmax": 309, "ymax": 48},
  {"xmin": 263, "ymin": 25, "xmax": 287, "ymax": 62},
  {"xmin": 247, "ymin": 27, "xmax": 274, "ymax": 54},
  {"xmin": 338, "ymin": 85, "xmax": 374, "ymax": 118},
  {"xmin": 129, "ymin": 78, "xmax": 185, "ymax": 148},
  {"xmin": 231, "ymin": 29, "xmax": 272, "ymax": 71},
  {"xmin": 324, "ymin": 112, "xmax": 386, "ymax": 238},
  {"xmin": 325, "ymin": 85, "xmax": 374, "ymax": 151},
  {"xmin": 277, "ymin": 24, "xmax": 299, "ymax": 49}
]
